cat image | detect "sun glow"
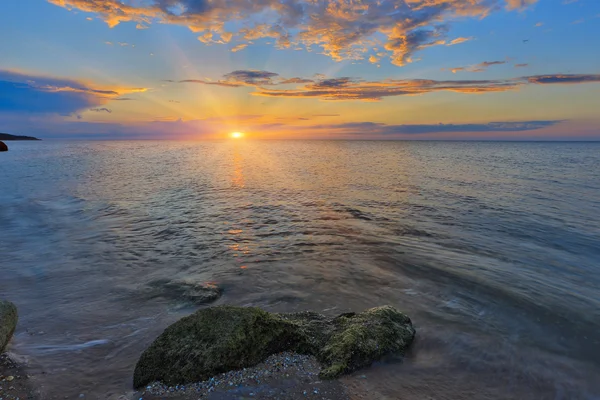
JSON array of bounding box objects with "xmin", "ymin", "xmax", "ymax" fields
[{"xmin": 230, "ymin": 132, "xmax": 244, "ymax": 139}]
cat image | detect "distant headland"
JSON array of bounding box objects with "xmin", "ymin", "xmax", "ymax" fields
[{"xmin": 0, "ymin": 133, "xmax": 41, "ymax": 141}]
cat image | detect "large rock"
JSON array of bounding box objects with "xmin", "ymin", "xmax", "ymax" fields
[
  {"xmin": 0, "ymin": 141, "xmax": 8, "ymax": 152},
  {"xmin": 134, "ymin": 306, "xmax": 299, "ymax": 388},
  {"xmin": 0, "ymin": 301, "xmax": 18, "ymax": 353},
  {"xmin": 284, "ymin": 306, "xmax": 415, "ymax": 379},
  {"xmin": 134, "ymin": 305, "xmax": 415, "ymax": 388}
]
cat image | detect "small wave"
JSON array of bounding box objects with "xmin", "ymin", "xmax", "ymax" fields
[{"xmin": 29, "ymin": 339, "xmax": 111, "ymax": 354}]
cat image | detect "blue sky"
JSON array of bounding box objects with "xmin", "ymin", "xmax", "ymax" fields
[{"xmin": 0, "ymin": 0, "xmax": 599, "ymax": 139}]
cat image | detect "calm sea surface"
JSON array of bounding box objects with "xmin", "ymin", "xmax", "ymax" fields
[{"xmin": 1, "ymin": 140, "xmax": 599, "ymax": 399}]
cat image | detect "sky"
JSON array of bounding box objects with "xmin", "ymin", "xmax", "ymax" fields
[{"xmin": 0, "ymin": 0, "xmax": 599, "ymax": 140}]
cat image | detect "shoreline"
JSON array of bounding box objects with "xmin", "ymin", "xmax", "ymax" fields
[
  {"xmin": 1, "ymin": 350, "xmax": 352, "ymax": 400},
  {"xmin": 137, "ymin": 352, "xmax": 349, "ymax": 400},
  {"xmin": 0, "ymin": 353, "xmax": 38, "ymax": 400}
]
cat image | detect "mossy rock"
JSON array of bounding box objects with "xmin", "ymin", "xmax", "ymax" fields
[
  {"xmin": 133, "ymin": 305, "xmax": 415, "ymax": 388},
  {"xmin": 0, "ymin": 300, "xmax": 18, "ymax": 353},
  {"xmin": 133, "ymin": 306, "xmax": 301, "ymax": 388},
  {"xmin": 315, "ymin": 306, "xmax": 415, "ymax": 379}
]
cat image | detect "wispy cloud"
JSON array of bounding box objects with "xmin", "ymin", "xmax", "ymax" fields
[
  {"xmin": 0, "ymin": 114, "xmax": 564, "ymax": 140},
  {"xmin": 180, "ymin": 70, "xmax": 294, "ymax": 87},
  {"xmin": 179, "ymin": 70, "xmax": 600, "ymax": 101},
  {"xmin": 0, "ymin": 69, "xmax": 146, "ymax": 115},
  {"xmin": 526, "ymin": 74, "xmax": 600, "ymax": 84},
  {"xmin": 48, "ymin": 0, "xmax": 537, "ymax": 66},
  {"xmin": 447, "ymin": 37, "xmax": 473, "ymax": 46},
  {"xmin": 448, "ymin": 60, "xmax": 506, "ymax": 73},
  {"xmin": 90, "ymin": 107, "xmax": 112, "ymax": 113},
  {"xmin": 230, "ymin": 43, "xmax": 248, "ymax": 53},
  {"xmin": 306, "ymin": 120, "xmax": 563, "ymax": 135}
]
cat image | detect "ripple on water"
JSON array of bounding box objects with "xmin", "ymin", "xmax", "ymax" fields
[{"xmin": 0, "ymin": 141, "xmax": 599, "ymax": 399}]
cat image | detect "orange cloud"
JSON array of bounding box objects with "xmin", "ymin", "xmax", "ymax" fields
[
  {"xmin": 179, "ymin": 70, "xmax": 600, "ymax": 101},
  {"xmin": 48, "ymin": 0, "xmax": 538, "ymax": 66},
  {"xmin": 447, "ymin": 60, "xmax": 507, "ymax": 73}
]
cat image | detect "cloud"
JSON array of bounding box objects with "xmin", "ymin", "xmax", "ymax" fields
[
  {"xmin": 505, "ymin": 0, "xmax": 538, "ymax": 9},
  {"xmin": 179, "ymin": 69, "xmax": 310, "ymax": 87},
  {"xmin": 280, "ymin": 77, "xmax": 315, "ymax": 84},
  {"xmin": 449, "ymin": 60, "xmax": 507, "ymax": 73},
  {"xmin": 0, "ymin": 69, "xmax": 146, "ymax": 115},
  {"xmin": 309, "ymin": 120, "xmax": 563, "ymax": 135},
  {"xmin": 526, "ymin": 74, "xmax": 600, "ymax": 84},
  {"xmin": 184, "ymin": 70, "xmax": 600, "ymax": 101},
  {"xmin": 514, "ymin": 63, "xmax": 529, "ymax": 68},
  {"xmin": 0, "ymin": 111, "xmax": 565, "ymax": 140},
  {"xmin": 230, "ymin": 43, "xmax": 248, "ymax": 53},
  {"xmin": 48, "ymin": 0, "xmax": 538, "ymax": 66},
  {"xmin": 90, "ymin": 107, "xmax": 112, "ymax": 113},
  {"xmin": 255, "ymin": 77, "xmax": 521, "ymax": 101},
  {"xmin": 447, "ymin": 37, "xmax": 473, "ymax": 46}
]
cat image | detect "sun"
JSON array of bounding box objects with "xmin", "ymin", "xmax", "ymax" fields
[{"xmin": 230, "ymin": 132, "xmax": 245, "ymax": 139}]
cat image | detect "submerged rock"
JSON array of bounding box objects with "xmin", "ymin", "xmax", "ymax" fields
[
  {"xmin": 143, "ymin": 279, "xmax": 223, "ymax": 305},
  {"xmin": 133, "ymin": 305, "xmax": 414, "ymax": 388},
  {"xmin": 0, "ymin": 300, "xmax": 18, "ymax": 353},
  {"xmin": 0, "ymin": 141, "xmax": 8, "ymax": 152}
]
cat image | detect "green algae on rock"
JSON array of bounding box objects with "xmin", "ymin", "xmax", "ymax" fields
[
  {"xmin": 280, "ymin": 306, "xmax": 415, "ymax": 379},
  {"xmin": 0, "ymin": 300, "xmax": 18, "ymax": 353},
  {"xmin": 133, "ymin": 305, "xmax": 415, "ymax": 388},
  {"xmin": 133, "ymin": 306, "xmax": 300, "ymax": 388}
]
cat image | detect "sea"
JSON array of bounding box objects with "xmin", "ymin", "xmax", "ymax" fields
[{"xmin": 1, "ymin": 140, "xmax": 599, "ymax": 399}]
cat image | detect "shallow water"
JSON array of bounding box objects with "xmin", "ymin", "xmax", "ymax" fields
[{"xmin": 1, "ymin": 140, "xmax": 599, "ymax": 399}]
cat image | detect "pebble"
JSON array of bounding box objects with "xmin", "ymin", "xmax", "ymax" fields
[{"xmin": 141, "ymin": 352, "xmax": 323, "ymax": 398}]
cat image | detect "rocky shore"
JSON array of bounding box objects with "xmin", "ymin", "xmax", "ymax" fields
[
  {"xmin": 137, "ymin": 352, "xmax": 349, "ymax": 400},
  {"xmin": 0, "ymin": 300, "xmax": 37, "ymax": 400},
  {"xmin": 134, "ymin": 305, "xmax": 415, "ymax": 391},
  {"xmin": 1, "ymin": 298, "xmax": 415, "ymax": 399}
]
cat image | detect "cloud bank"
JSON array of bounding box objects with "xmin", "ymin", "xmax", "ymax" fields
[
  {"xmin": 0, "ymin": 114, "xmax": 564, "ymax": 140},
  {"xmin": 308, "ymin": 120, "xmax": 563, "ymax": 135},
  {"xmin": 49, "ymin": 0, "xmax": 538, "ymax": 66},
  {"xmin": 180, "ymin": 70, "xmax": 600, "ymax": 101},
  {"xmin": 0, "ymin": 69, "xmax": 146, "ymax": 115}
]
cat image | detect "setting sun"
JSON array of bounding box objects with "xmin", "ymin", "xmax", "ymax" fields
[{"xmin": 230, "ymin": 132, "xmax": 244, "ymax": 139}]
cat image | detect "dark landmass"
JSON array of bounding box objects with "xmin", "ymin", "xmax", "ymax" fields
[{"xmin": 0, "ymin": 133, "xmax": 41, "ymax": 141}]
